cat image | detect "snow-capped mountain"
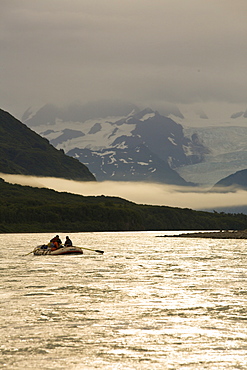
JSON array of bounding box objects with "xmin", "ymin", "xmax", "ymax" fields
[
  {"xmin": 22, "ymin": 101, "xmax": 247, "ymax": 186},
  {"xmin": 23, "ymin": 103, "xmax": 208, "ymax": 185}
]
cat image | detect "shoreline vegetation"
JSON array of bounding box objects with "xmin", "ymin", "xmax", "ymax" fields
[
  {"xmin": 158, "ymin": 230, "xmax": 247, "ymax": 239},
  {"xmin": 1, "ymin": 178, "xmax": 247, "ymax": 233}
]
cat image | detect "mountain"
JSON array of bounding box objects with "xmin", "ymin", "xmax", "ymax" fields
[
  {"xmin": 0, "ymin": 109, "xmax": 95, "ymax": 181},
  {"xmin": 23, "ymin": 103, "xmax": 210, "ymax": 185},
  {"xmin": 213, "ymin": 168, "xmax": 247, "ymax": 190},
  {"xmin": 22, "ymin": 100, "xmax": 140, "ymax": 126}
]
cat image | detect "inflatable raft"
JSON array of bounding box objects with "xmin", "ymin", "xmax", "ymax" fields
[{"xmin": 33, "ymin": 245, "xmax": 83, "ymax": 256}]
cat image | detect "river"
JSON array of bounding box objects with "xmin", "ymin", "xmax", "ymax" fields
[{"xmin": 0, "ymin": 231, "xmax": 247, "ymax": 369}]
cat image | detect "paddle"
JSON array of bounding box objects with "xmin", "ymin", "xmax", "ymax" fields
[
  {"xmin": 77, "ymin": 246, "xmax": 104, "ymax": 254},
  {"xmin": 22, "ymin": 247, "xmax": 39, "ymax": 256},
  {"xmin": 23, "ymin": 250, "xmax": 34, "ymax": 256}
]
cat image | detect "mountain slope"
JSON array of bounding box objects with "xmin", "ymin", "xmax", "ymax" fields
[
  {"xmin": 0, "ymin": 109, "xmax": 95, "ymax": 181},
  {"xmin": 213, "ymin": 168, "xmax": 247, "ymax": 190},
  {"xmin": 68, "ymin": 144, "xmax": 191, "ymax": 184}
]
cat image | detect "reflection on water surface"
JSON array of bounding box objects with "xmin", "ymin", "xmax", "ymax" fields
[{"xmin": 0, "ymin": 231, "xmax": 247, "ymax": 369}]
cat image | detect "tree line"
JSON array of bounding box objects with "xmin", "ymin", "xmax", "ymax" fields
[{"xmin": 0, "ymin": 178, "xmax": 247, "ymax": 233}]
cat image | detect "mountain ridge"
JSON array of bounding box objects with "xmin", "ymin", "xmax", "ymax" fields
[
  {"xmin": 22, "ymin": 101, "xmax": 247, "ymax": 186},
  {"xmin": 24, "ymin": 104, "xmax": 209, "ymax": 185},
  {"xmin": 0, "ymin": 109, "xmax": 95, "ymax": 181},
  {"xmin": 213, "ymin": 168, "xmax": 247, "ymax": 190}
]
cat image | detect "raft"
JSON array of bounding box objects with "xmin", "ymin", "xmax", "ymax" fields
[{"xmin": 33, "ymin": 245, "xmax": 83, "ymax": 255}]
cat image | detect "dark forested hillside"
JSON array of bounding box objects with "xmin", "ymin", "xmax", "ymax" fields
[
  {"xmin": 0, "ymin": 109, "xmax": 95, "ymax": 181},
  {"xmin": 1, "ymin": 178, "xmax": 246, "ymax": 233}
]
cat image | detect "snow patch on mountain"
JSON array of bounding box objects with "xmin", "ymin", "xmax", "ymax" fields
[
  {"xmin": 168, "ymin": 136, "xmax": 177, "ymax": 146},
  {"xmin": 167, "ymin": 102, "xmax": 247, "ymax": 128},
  {"xmin": 139, "ymin": 112, "xmax": 156, "ymax": 121}
]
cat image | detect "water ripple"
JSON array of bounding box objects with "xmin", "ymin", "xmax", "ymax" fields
[{"xmin": 0, "ymin": 232, "xmax": 247, "ymax": 369}]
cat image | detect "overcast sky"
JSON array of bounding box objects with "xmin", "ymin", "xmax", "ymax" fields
[{"xmin": 1, "ymin": 0, "xmax": 247, "ymax": 119}]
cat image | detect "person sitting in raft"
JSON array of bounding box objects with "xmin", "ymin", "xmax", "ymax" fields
[
  {"xmin": 64, "ymin": 236, "xmax": 72, "ymax": 247},
  {"xmin": 49, "ymin": 235, "xmax": 62, "ymax": 250}
]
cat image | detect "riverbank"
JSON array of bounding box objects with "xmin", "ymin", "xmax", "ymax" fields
[{"xmin": 158, "ymin": 230, "xmax": 247, "ymax": 239}]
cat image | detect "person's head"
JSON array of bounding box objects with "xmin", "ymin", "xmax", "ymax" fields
[{"xmin": 66, "ymin": 236, "xmax": 69, "ymax": 239}]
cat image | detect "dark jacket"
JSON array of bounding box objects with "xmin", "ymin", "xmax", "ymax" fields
[{"xmin": 64, "ymin": 237, "xmax": 72, "ymax": 247}]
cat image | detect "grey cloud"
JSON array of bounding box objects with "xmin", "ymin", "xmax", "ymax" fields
[{"xmin": 1, "ymin": 0, "xmax": 247, "ymax": 118}]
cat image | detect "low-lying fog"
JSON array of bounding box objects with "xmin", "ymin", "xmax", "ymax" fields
[{"xmin": 1, "ymin": 173, "xmax": 247, "ymax": 213}]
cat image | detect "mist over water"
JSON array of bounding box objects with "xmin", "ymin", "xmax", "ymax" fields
[{"xmin": 1, "ymin": 173, "xmax": 247, "ymax": 211}]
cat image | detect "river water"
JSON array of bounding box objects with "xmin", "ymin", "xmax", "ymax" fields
[{"xmin": 0, "ymin": 231, "xmax": 247, "ymax": 369}]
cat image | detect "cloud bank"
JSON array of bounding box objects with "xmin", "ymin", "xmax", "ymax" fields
[{"xmin": 1, "ymin": 0, "xmax": 247, "ymax": 118}]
